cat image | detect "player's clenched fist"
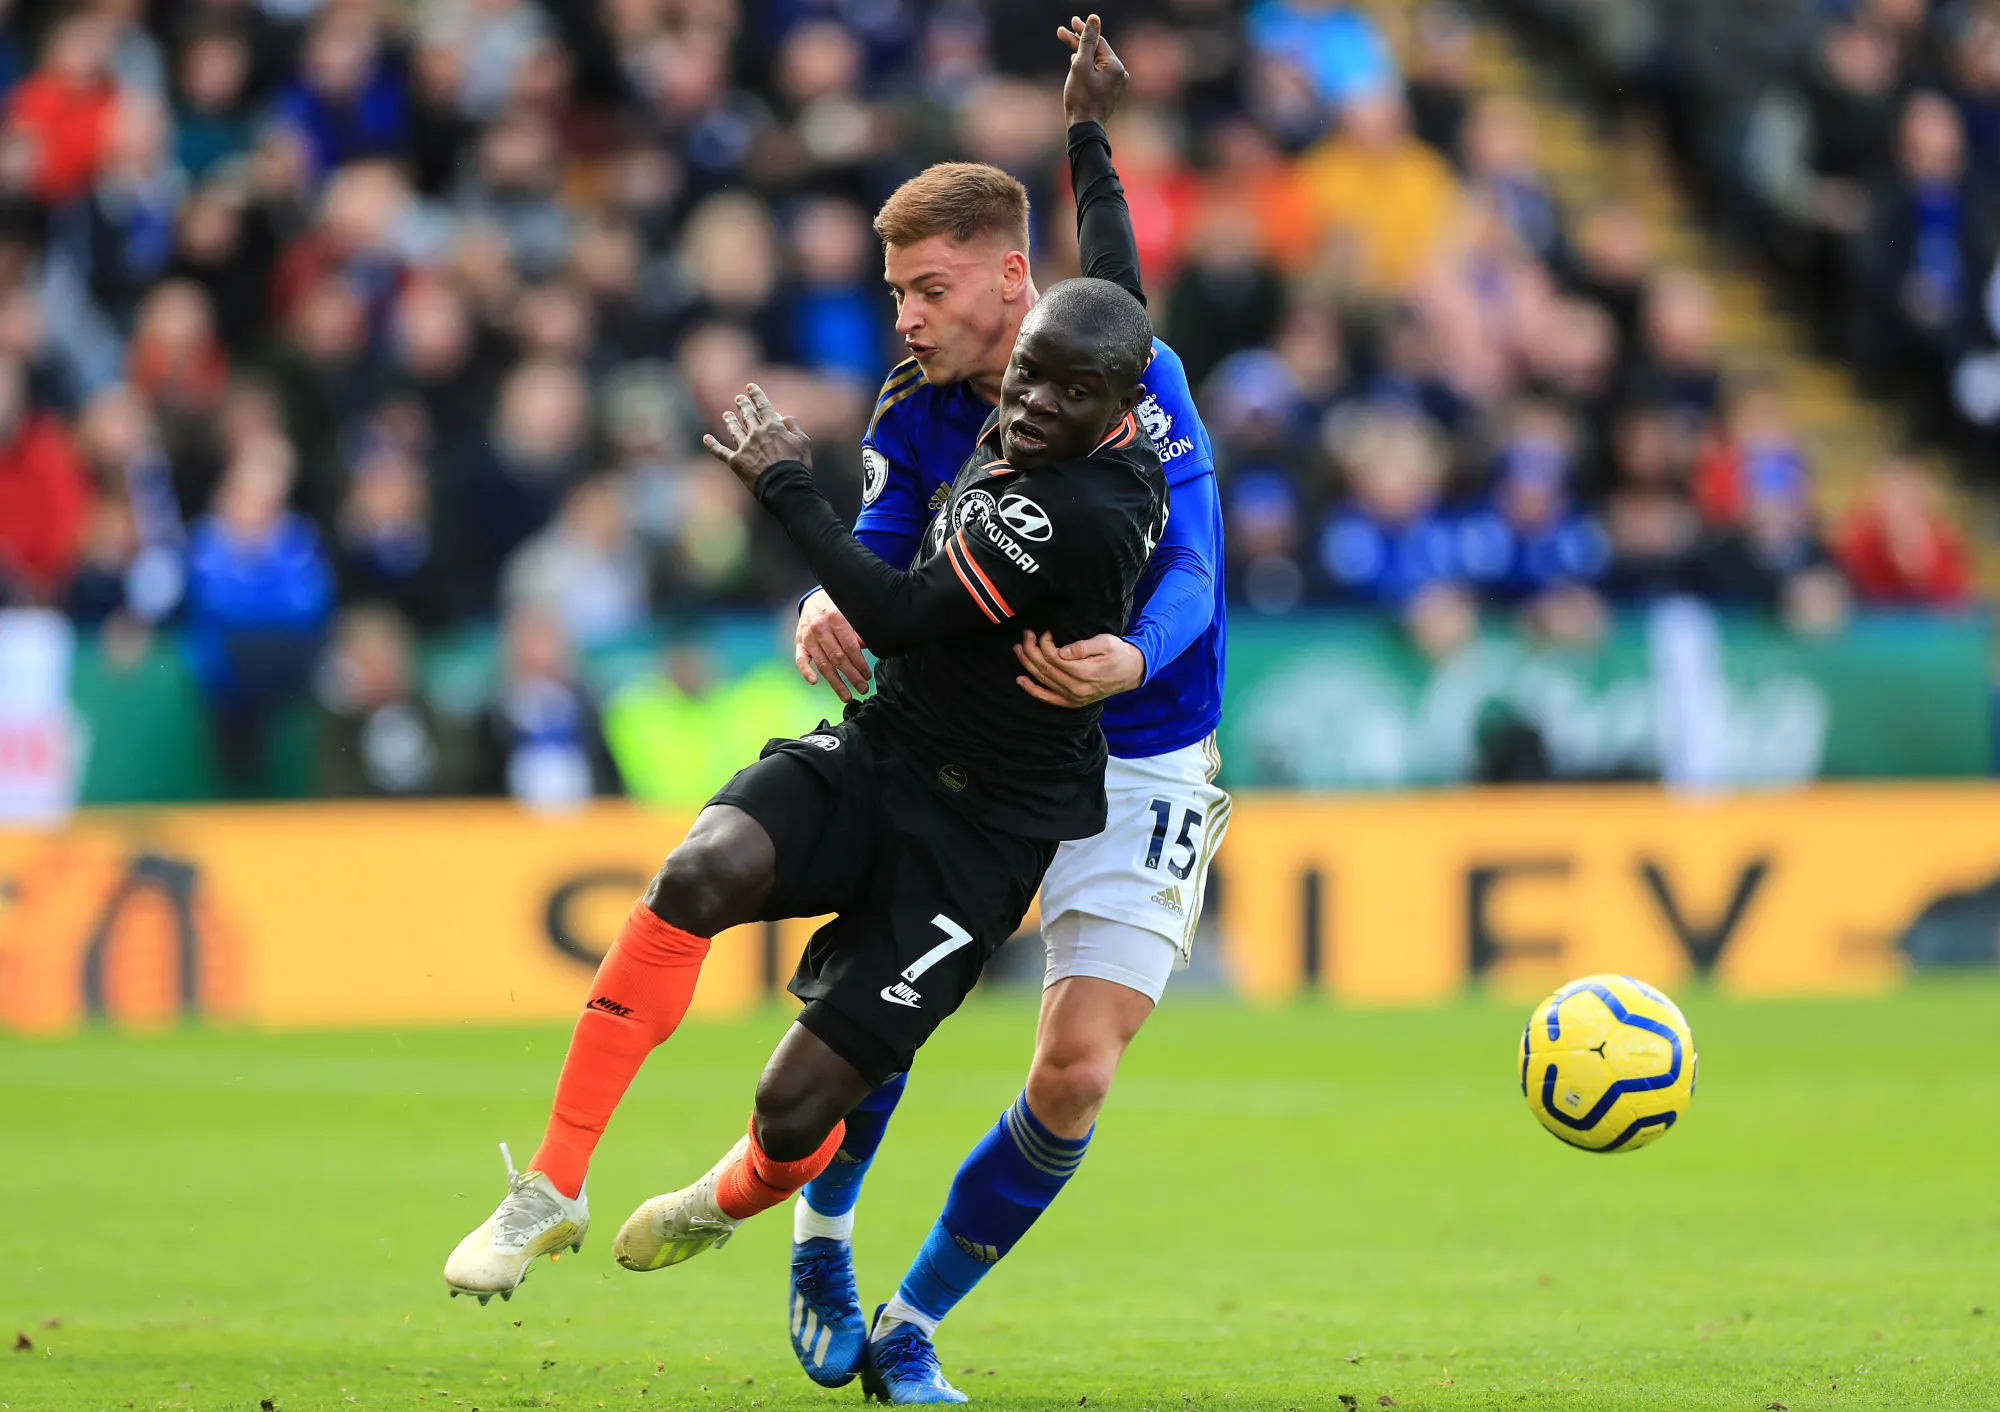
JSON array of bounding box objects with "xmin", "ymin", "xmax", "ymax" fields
[
  {"xmin": 702, "ymin": 384, "xmax": 813, "ymax": 490},
  {"xmin": 796, "ymin": 589, "xmax": 873, "ymax": 702}
]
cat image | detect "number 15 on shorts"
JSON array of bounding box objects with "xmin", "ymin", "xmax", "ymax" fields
[{"xmin": 1143, "ymin": 799, "xmax": 1204, "ymax": 880}]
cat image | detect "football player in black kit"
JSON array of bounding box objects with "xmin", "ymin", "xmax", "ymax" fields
[
  {"xmin": 441, "ymin": 14, "xmax": 1173, "ymax": 1336},
  {"xmin": 581, "ymin": 274, "xmax": 1169, "ymax": 1281},
  {"xmin": 443, "ymin": 285, "xmax": 1165, "ymax": 1310}
]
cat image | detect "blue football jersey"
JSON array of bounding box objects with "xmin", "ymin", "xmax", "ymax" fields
[{"xmin": 851, "ymin": 340, "xmax": 1226, "ymax": 759}]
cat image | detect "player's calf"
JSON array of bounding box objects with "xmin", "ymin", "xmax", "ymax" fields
[
  {"xmin": 753, "ymin": 1023, "xmax": 875, "ymax": 1160},
  {"xmin": 442, "ymin": 807, "xmax": 783, "ymax": 1302},
  {"xmin": 877, "ymin": 1091, "xmax": 1092, "ymax": 1344}
]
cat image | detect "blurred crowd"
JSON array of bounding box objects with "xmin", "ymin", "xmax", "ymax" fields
[
  {"xmin": 1503, "ymin": 0, "xmax": 2000, "ymax": 482},
  {"xmin": 1191, "ymin": 0, "xmax": 1975, "ymax": 653},
  {"xmin": 0, "ymin": 0, "xmax": 1980, "ymax": 802}
]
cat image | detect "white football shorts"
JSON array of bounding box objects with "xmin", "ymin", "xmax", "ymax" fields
[{"xmin": 1040, "ymin": 733, "xmax": 1231, "ymax": 1002}]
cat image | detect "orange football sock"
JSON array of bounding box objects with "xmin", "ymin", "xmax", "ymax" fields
[
  {"xmin": 529, "ymin": 903, "xmax": 713, "ymax": 1199},
  {"xmin": 715, "ymin": 1116, "xmax": 847, "ymax": 1221}
]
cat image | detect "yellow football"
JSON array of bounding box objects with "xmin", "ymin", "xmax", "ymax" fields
[{"xmin": 1519, "ymin": 974, "xmax": 1697, "ymax": 1153}]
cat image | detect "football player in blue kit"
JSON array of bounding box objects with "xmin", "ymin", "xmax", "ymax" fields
[{"xmin": 786, "ymin": 18, "xmax": 1230, "ymax": 1403}]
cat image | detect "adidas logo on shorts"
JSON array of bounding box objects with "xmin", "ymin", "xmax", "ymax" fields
[{"xmin": 1151, "ymin": 885, "xmax": 1185, "ymax": 917}]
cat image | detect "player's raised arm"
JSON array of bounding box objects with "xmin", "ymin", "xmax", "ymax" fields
[
  {"xmin": 1059, "ymin": 15, "xmax": 1143, "ymax": 306},
  {"xmin": 1006, "ymin": 15, "xmax": 1174, "ymax": 710},
  {"xmin": 705, "ymin": 386, "xmax": 1050, "ymax": 657}
]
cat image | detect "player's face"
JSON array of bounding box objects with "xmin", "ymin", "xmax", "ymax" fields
[
  {"xmin": 882, "ymin": 235, "xmax": 1025, "ymax": 389},
  {"xmin": 997, "ymin": 320, "xmax": 1141, "ymax": 471}
]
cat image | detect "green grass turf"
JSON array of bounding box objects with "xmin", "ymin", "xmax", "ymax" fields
[{"xmin": 3, "ymin": 983, "xmax": 1998, "ymax": 1411}]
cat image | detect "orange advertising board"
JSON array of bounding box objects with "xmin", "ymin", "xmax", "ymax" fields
[
  {"xmin": 1, "ymin": 787, "xmax": 1994, "ymax": 1032},
  {"xmin": 1222, "ymin": 784, "xmax": 2000, "ymax": 1003},
  {"xmin": 0, "ymin": 803, "xmax": 813, "ymax": 1033}
]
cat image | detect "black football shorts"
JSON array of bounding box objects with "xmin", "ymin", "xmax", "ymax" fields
[{"xmin": 709, "ymin": 719, "xmax": 1056, "ymax": 1085}]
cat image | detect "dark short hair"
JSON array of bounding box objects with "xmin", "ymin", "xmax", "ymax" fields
[{"xmin": 1030, "ymin": 278, "xmax": 1153, "ymax": 389}]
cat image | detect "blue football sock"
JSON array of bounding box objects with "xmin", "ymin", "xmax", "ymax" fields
[
  {"xmin": 799, "ymin": 1070, "xmax": 908, "ymax": 1220},
  {"xmin": 887, "ymin": 1091, "xmax": 1091, "ymax": 1334}
]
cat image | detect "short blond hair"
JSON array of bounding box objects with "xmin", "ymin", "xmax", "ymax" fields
[{"xmin": 874, "ymin": 163, "xmax": 1030, "ymax": 252}]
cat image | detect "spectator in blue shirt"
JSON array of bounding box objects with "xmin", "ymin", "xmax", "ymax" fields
[
  {"xmin": 273, "ymin": 13, "xmax": 408, "ymax": 182},
  {"xmin": 1459, "ymin": 402, "xmax": 1611, "ymax": 604},
  {"xmin": 469, "ymin": 601, "xmax": 623, "ymax": 810},
  {"xmin": 782, "ymin": 196, "xmax": 887, "ymax": 385},
  {"xmin": 1464, "ymin": 94, "xmax": 1564, "ymax": 264},
  {"xmin": 72, "ymin": 92, "xmax": 182, "ymax": 335},
  {"xmin": 1246, "ymin": 0, "xmax": 1398, "ymax": 111},
  {"xmin": 1459, "ymin": 403, "xmax": 1611, "ymax": 646},
  {"xmin": 184, "ymin": 429, "xmax": 333, "ymax": 786},
  {"xmin": 1317, "ymin": 406, "xmax": 1463, "ymax": 612}
]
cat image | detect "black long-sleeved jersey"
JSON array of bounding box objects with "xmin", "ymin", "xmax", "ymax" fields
[
  {"xmin": 1069, "ymin": 120, "xmax": 1144, "ymax": 306},
  {"xmin": 754, "ymin": 410, "xmax": 1167, "ymax": 841}
]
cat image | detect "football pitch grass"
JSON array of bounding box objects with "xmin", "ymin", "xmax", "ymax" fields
[{"xmin": 5, "ymin": 984, "xmax": 1997, "ymax": 1411}]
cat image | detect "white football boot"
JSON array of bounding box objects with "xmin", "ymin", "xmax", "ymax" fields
[
  {"xmin": 444, "ymin": 1143, "xmax": 588, "ymax": 1303},
  {"xmin": 612, "ymin": 1135, "xmax": 747, "ymax": 1271}
]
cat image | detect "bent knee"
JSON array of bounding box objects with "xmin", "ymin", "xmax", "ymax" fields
[
  {"xmin": 646, "ymin": 816, "xmax": 771, "ymax": 935},
  {"xmin": 1026, "ymin": 1050, "xmax": 1119, "ymax": 1130}
]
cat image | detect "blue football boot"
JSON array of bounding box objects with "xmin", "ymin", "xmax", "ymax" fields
[
  {"xmin": 861, "ymin": 1304, "xmax": 969, "ymax": 1404},
  {"xmin": 788, "ymin": 1237, "xmax": 867, "ymax": 1386}
]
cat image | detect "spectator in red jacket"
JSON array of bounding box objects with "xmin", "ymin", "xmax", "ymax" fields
[
  {"xmin": 1835, "ymin": 455, "xmax": 1973, "ymax": 605},
  {"xmin": 4, "ymin": 13, "xmax": 118, "ymax": 206},
  {"xmin": 0, "ymin": 357, "xmax": 93, "ymax": 603}
]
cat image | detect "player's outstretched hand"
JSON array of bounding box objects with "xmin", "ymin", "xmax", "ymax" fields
[
  {"xmin": 1058, "ymin": 14, "xmax": 1128, "ymax": 130},
  {"xmin": 1014, "ymin": 630, "xmax": 1146, "ymax": 708},
  {"xmin": 796, "ymin": 589, "xmax": 873, "ymax": 703},
  {"xmin": 702, "ymin": 384, "xmax": 812, "ymax": 491}
]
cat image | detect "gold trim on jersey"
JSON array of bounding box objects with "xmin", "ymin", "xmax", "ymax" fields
[
  {"xmin": 874, "ymin": 357, "xmax": 922, "ymax": 401},
  {"xmin": 866, "ymin": 358, "xmax": 926, "ymax": 441}
]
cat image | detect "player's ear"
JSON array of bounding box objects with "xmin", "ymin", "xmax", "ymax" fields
[
  {"xmin": 1000, "ymin": 248, "xmax": 1030, "ymax": 301},
  {"xmin": 1111, "ymin": 380, "xmax": 1143, "ymax": 423}
]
